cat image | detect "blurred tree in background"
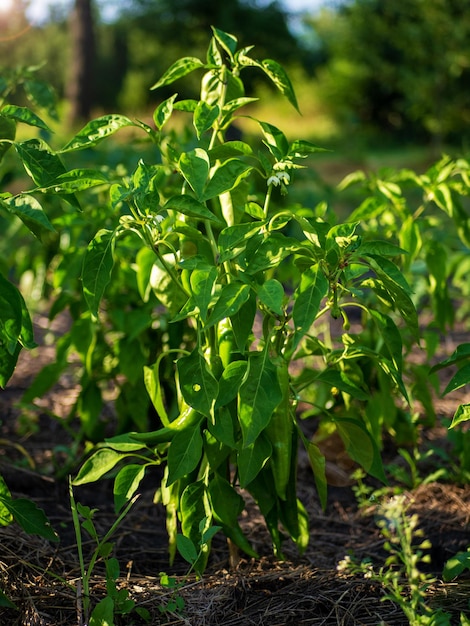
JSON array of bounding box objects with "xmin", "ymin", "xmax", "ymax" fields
[{"xmin": 307, "ymin": 0, "xmax": 470, "ymax": 145}]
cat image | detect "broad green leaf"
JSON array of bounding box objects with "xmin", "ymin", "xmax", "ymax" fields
[
  {"xmin": 231, "ymin": 292, "xmax": 256, "ymax": 351},
  {"xmin": 259, "ymin": 121, "xmax": 289, "ymax": 158},
  {"xmin": 288, "ymin": 139, "xmax": 328, "ymax": 158},
  {"xmin": 163, "ymin": 195, "xmax": 221, "ymax": 223},
  {"xmin": 1, "ymin": 104, "xmax": 51, "ymax": 131},
  {"xmin": 114, "ymin": 464, "xmax": 146, "ymax": 513},
  {"xmin": 449, "ymin": 404, "xmax": 470, "ymax": 428},
  {"xmin": 15, "ymin": 138, "xmax": 66, "ymax": 187},
  {"xmin": 167, "ymin": 426, "xmax": 204, "ymax": 485},
  {"xmin": 208, "ymin": 475, "xmax": 258, "ymax": 558},
  {"xmin": 215, "ymin": 360, "xmax": 248, "ymax": 408},
  {"xmin": 193, "ymin": 100, "xmax": 219, "ymax": 139},
  {"xmin": 202, "ymin": 159, "xmax": 252, "ymax": 201},
  {"xmin": 370, "ymin": 309, "xmax": 403, "ymax": 373},
  {"xmin": 246, "ymin": 233, "xmax": 304, "ymax": 274},
  {"xmin": 73, "ymin": 447, "xmax": 128, "ymax": 485},
  {"xmin": 292, "ymin": 265, "xmax": 328, "ymax": 349},
  {"xmin": 0, "ymin": 589, "xmax": 16, "ymax": 609},
  {"xmin": 0, "ymin": 476, "xmax": 13, "ymax": 526},
  {"xmin": 208, "ymin": 406, "xmax": 237, "ymax": 448},
  {"xmin": 0, "ymin": 114, "xmax": 15, "ymax": 163},
  {"xmin": 180, "ymin": 480, "xmax": 210, "ymax": 568},
  {"xmin": 367, "ymin": 255, "xmax": 413, "ymax": 296},
  {"xmin": 260, "ymin": 59, "xmax": 299, "ymax": 112},
  {"xmin": 257, "ymin": 279, "xmax": 284, "ymax": 315},
  {"xmin": 209, "ymin": 140, "xmax": 253, "ymax": 161},
  {"xmin": 60, "ymin": 114, "xmax": 136, "ymax": 152},
  {"xmin": 218, "ymin": 223, "xmax": 263, "ymax": 262},
  {"xmin": 211, "ymin": 27, "xmax": 238, "ymax": 58},
  {"xmin": 362, "ymin": 275, "xmax": 418, "ymax": 336},
  {"xmin": 0, "ymin": 273, "xmax": 23, "ymax": 349},
  {"xmin": 48, "ymin": 168, "xmax": 109, "ymax": 192},
  {"xmin": 238, "ymin": 433, "xmax": 272, "ymax": 487},
  {"xmin": 0, "ymin": 497, "xmax": 57, "ymax": 541},
  {"xmin": 244, "ymin": 201, "xmax": 265, "ymax": 219},
  {"xmin": 144, "ymin": 359, "xmax": 170, "ymax": 426},
  {"xmin": 177, "ymin": 348, "xmax": 219, "ymax": 417},
  {"xmin": 89, "ymin": 596, "xmax": 114, "ymax": 626},
  {"xmin": 190, "ymin": 266, "xmax": 217, "ymax": 322},
  {"xmin": 443, "ymin": 549, "xmax": 470, "ymax": 581},
  {"xmin": 358, "ymin": 240, "xmax": 407, "ymax": 257},
  {"xmin": 1, "ymin": 193, "xmax": 55, "ymax": 241},
  {"xmin": 238, "ymin": 349, "xmax": 283, "ymax": 446},
  {"xmin": 176, "ymin": 534, "xmax": 198, "ymax": 565},
  {"xmin": 151, "ymin": 57, "xmax": 205, "ymax": 90},
  {"xmin": 179, "ymin": 148, "xmax": 210, "ymax": 201},
  {"xmin": 431, "ymin": 343, "xmax": 470, "ymax": 371},
  {"xmin": 23, "ymin": 78, "xmax": 57, "ymax": 119},
  {"xmin": 334, "ymin": 417, "xmax": 386, "ymax": 482},
  {"xmin": 153, "ymin": 93, "xmax": 178, "ymax": 130},
  {"xmin": 0, "ymin": 342, "xmax": 19, "ymax": 389},
  {"xmin": 303, "ymin": 439, "xmax": 327, "ymax": 509},
  {"xmin": 205, "ymin": 282, "xmax": 251, "ymax": 329},
  {"xmin": 443, "ymin": 363, "xmax": 470, "ymax": 395},
  {"xmin": 82, "ymin": 229, "xmax": 115, "ymax": 318}
]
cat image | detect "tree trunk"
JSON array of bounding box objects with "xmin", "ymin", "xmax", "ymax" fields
[{"xmin": 66, "ymin": 0, "xmax": 95, "ymax": 125}]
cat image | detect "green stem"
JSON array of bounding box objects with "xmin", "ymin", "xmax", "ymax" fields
[
  {"xmin": 153, "ymin": 245, "xmax": 190, "ymax": 298},
  {"xmin": 263, "ymin": 184, "xmax": 273, "ymax": 219}
]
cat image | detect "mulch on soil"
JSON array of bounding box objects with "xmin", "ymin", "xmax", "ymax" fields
[{"xmin": 0, "ymin": 317, "xmax": 469, "ymax": 625}]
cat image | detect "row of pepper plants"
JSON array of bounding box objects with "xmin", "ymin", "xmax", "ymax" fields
[{"xmin": 0, "ymin": 28, "xmax": 469, "ymax": 572}]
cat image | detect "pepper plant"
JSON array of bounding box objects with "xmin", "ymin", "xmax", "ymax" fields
[
  {"xmin": 2, "ymin": 29, "xmax": 419, "ymax": 567},
  {"xmin": 65, "ymin": 28, "xmax": 420, "ymax": 567}
]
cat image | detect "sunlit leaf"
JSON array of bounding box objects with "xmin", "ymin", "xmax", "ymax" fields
[
  {"xmin": 60, "ymin": 114, "xmax": 136, "ymax": 152},
  {"xmin": 1, "ymin": 104, "xmax": 51, "ymax": 131},
  {"xmin": 177, "ymin": 348, "xmax": 219, "ymax": 417},
  {"xmin": 114, "ymin": 464, "xmax": 146, "ymax": 513},
  {"xmin": 151, "ymin": 57, "xmax": 205, "ymax": 90},
  {"xmin": 260, "ymin": 59, "xmax": 299, "ymax": 112},
  {"xmin": 179, "ymin": 148, "xmax": 210, "ymax": 201}
]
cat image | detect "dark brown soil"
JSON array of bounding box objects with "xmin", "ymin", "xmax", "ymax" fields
[{"xmin": 0, "ymin": 315, "xmax": 469, "ymax": 625}]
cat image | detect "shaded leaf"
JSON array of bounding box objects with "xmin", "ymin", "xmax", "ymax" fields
[
  {"xmin": 82, "ymin": 229, "xmax": 115, "ymax": 318},
  {"xmin": 167, "ymin": 426, "xmax": 204, "ymax": 485}
]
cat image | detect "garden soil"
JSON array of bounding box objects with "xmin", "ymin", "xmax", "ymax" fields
[{"xmin": 0, "ymin": 313, "xmax": 469, "ymax": 625}]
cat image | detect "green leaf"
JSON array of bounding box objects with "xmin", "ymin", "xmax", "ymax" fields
[
  {"xmin": 0, "ymin": 588, "xmax": 16, "ymax": 609},
  {"xmin": 443, "ymin": 363, "xmax": 470, "ymax": 395},
  {"xmin": 257, "ymin": 279, "xmax": 284, "ymax": 315},
  {"xmin": 0, "ymin": 475, "xmax": 13, "ymax": 526},
  {"xmin": 260, "ymin": 59, "xmax": 299, "ymax": 112},
  {"xmin": 304, "ymin": 439, "xmax": 327, "ymax": 510},
  {"xmin": 153, "ymin": 93, "xmax": 178, "ymax": 130},
  {"xmin": 246, "ymin": 233, "xmax": 303, "ymax": 274},
  {"xmin": 202, "ymin": 159, "xmax": 252, "ymax": 202},
  {"xmin": 218, "ymin": 223, "xmax": 263, "ymax": 262},
  {"xmin": 208, "ymin": 475, "xmax": 258, "ymax": 558},
  {"xmin": 231, "ymin": 292, "xmax": 256, "ymax": 352},
  {"xmin": 288, "ymin": 139, "xmax": 328, "ymax": 158},
  {"xmin": 449, "ymin": 403, "xmax": 470, "ymax": 429},
  {"xmin": 215, "ymin": 360, "xmax": 248, "ymax": 409},
  {"xmin": 73, "ymin": 447, "xmax": 128, "ymax": 485},
  {"xmin": 1, "ymin": 194, "xmax": 55, "ymax": 241},
  {"xmin": 15, "ymin": 138, "xmax": 66, "ymax": 187},
  {"xmin": 292, "ymin": 265, "xmax": 329, "ymax": 349},
  {"xmin": 60, "ymin": 114, "xmax": 136, "ymax": 152},
  {"xmin": 443, "ymin": 549, "xmax": 470, "ymax": 581},
  {"xmin": 238, "ymin": 434, "xmax": 272, "ymax": 487},
  {"xmin": 144, "ymin": 359, "xmax": 170, "ymax": 426},
  {"xmin": 1, "ymin": 104, "xmax": 51, "ymax": 131},
  {"xmin": 82, "ymin": 229, "xmax": 115, "ymax": 318},
  {"xmin": 23, "ymin": 78, "xmax": 57, "ymax": 119},
  {"xmin": 177, "ymin": 348, "xmax": 218, "ymax": 417},
  {"xmin": 89, "ymin": 596, "xmax": 114, "ymax": 626},
  {"xmin": 259, "ymin": 121, "xmax": 289, "ymax": 158},
  {"xmin": 359, "ymin": 240, "xmax": 407, "ymax": 257},
  {"xmin": 164, "ymin": 194, "xmax": 221, "ymax": 223},
  {"xmin": 179, "ymin": 148, "xmax": 210, "ymax": 201},
  {"xmin": 431, "ymin": 343, "xmax": 470, "ymax": 371},
  {"xmin": 370, "ymin": 309, "xmax": 403, "ymax": 373},
  {"xmin": 211, "ymin": 27, "xmax": 238, "ymax": 58},
  {"xmin": 190, "ymin": 266, "xmax": 217, "ymax": 322},
  {"xmin": 167, "ymin": 426, "xmax": 204, "ymax": 485},
  {"xmin": 239, "ymin": 349, "xmax": 283, "ymax": 446},
  {"xmin": 0, "ymin": 497, "xmax": 57, "ymax": 541},
  {"xmin": 176, "ymin": 534, "xmax": 198, "ymax": 565},
  {"xmin": 151, "ymin": 57, "xmax": 205, "ymax": 90},
  {"xmin": 193, "ymin": 100, "xmax": 219, "ymax": 139},
  {"xmin": 46, "ymin": 168, "xmax": 109, "ymax": 192},
  {"xmin": 205, "ymin": 282, "xmax": 251, "ymax": 329},
  {"xmin": 334, "ymin": 417, "xmax": 386, "ymax": 483},
  {"xmin": 0, "ymin": 272, "xmax": 23, "ymax": 349},
  {"xmin": 114, "ymin": 464, "xmax": 146, "ymax": 513}
]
